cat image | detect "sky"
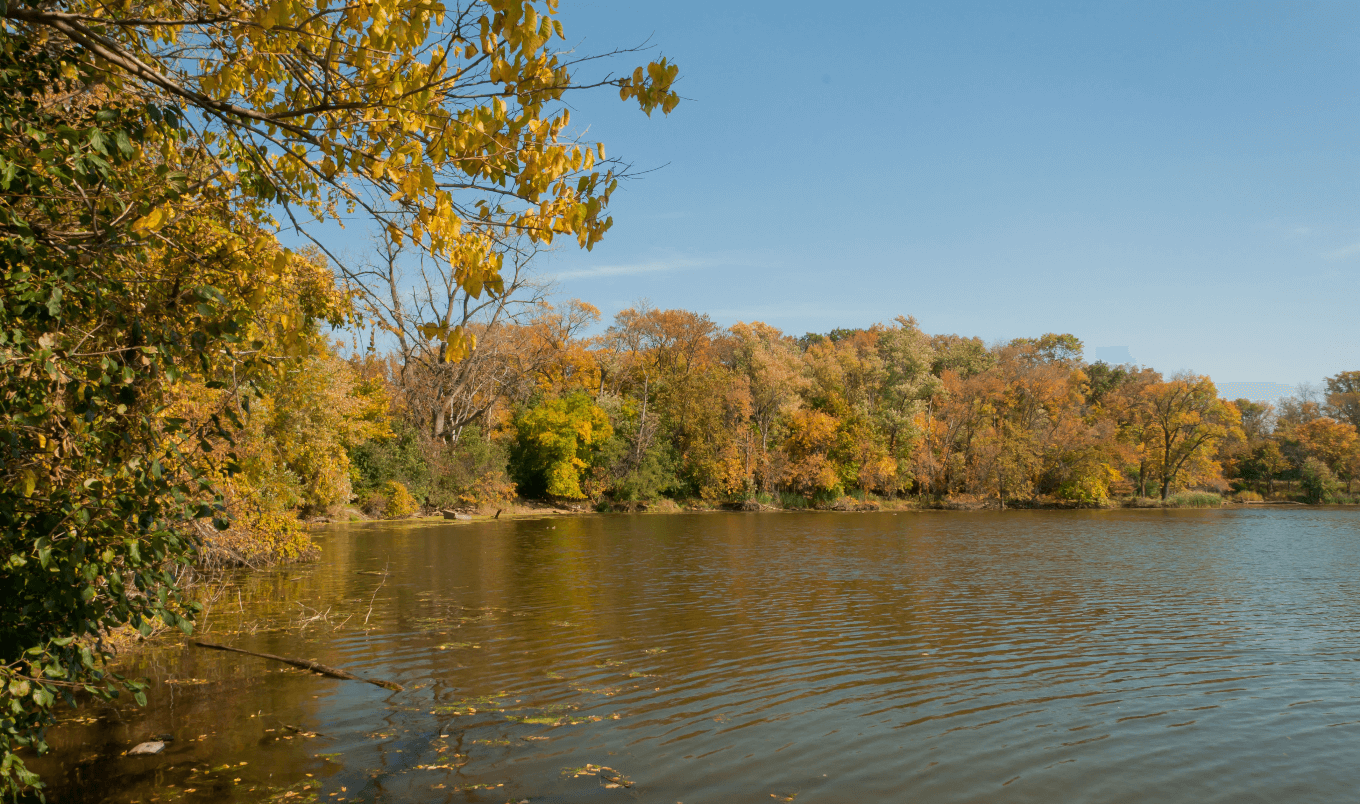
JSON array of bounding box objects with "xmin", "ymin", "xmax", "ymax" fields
[{"xmin": 302, "ymin": 1, "xmax": 1360, "ymax": 394}]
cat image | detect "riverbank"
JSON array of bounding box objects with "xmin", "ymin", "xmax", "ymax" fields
[{"xmin": 314, "ymin": 491, "xmax": 1352, "ymax": 530}]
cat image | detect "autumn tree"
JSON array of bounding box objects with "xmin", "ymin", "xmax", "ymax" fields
[
  {"xmin": 1293, "ymin": 417, "xmax": 1359, "ymax": 489},
  {"xmin": 872, "ymin": 317, "xmax": 937, "ymax": 492},
  {"xmin": 1142, "ymin": 375, "xmax": 1243, "ymax": 500},
  {"xmin": 1325, "ymin": 371, "xmax": 1360, "ymax": 430},
  {"xmin": 720, "ymin": 322, "xmax": 805, "ymax": 493},
  {"xmin": 510, "ymin": 391, "xmax": 611, "ymax": 499}
]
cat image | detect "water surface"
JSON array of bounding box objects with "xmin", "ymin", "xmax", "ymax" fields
[{"xmin": 35, "ymin": 508, "xmax": 1360, "ymax": 802}]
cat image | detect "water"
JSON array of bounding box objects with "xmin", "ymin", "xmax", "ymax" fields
[{"xmin": 33, "ymin": 508, "xmax": 1360, "ymax": 803}]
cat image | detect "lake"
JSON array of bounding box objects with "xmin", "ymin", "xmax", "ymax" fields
[{"xmin": 33, "ymin": 508, "xmax": 1360, "ymax": 803}]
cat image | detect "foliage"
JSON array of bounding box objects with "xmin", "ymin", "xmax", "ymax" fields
[
  {"xmin": 351, "ymin": 417, "xmax": 433, "ymax": 500},
  {"xmin": 1326, "ymin": 371, "xmax": 1360, "ymax": 430},
  {"xmin": 0, "ymin": 45, "xmax": 211, "ymax": 795},
  {"xmin": 510, "ymin": 392, "xmax": 612, "ymax": 499},
  {"xmin": 425, "ymin": 426, "xmax": 517, "ymax": 509},
  {"xmin": 1292, "ymin": 417, "xmax": 1359, "ymax": 480},
  {"xmin": 0, "ymin": 0, "xmax": 681, "ymax": 793},
  {"xmin": 1300, "ymin": 458, "xmax": 1342, "ymax": 504},
  {"xmin": 1164, "ymin": 492, "xmax": 1223, "ymax": 508},
  {"xmin": 1140, "ymin": 375, "xmax": 1243, "ymax": 500},
  {"xmin": 1055, "ymin": 463, "xmax": 1120, "ymax": 504},
  {"xmin": 382, "ymin": 481, "xmax": 421, "ymax": 518},
  {"xmin": 5, "ymin": 0, "xmax": 680, "ymax": 361}
]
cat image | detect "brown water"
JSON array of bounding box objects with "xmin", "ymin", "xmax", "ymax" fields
[{"xmin": 32, "ymin": 508, "xmax": 1360, "ymax": 803}]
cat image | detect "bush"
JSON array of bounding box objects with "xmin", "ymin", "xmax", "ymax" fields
[
  {"xmin": 510, "ymin": 393, "xmax": 612, "ymax": 499},
  {"xmin": 1300, "ymin": 457, "xmax": 1342, "ymax": 504},
  {"xmin": 1165, "ymin": 492, "xmax": 1222, "ymax": 508},
  {"xmin": 349, "ymin": 418, "xmax": 431, "ymax": 500},
  {"xmin": 382, "ymin": 481, "xmax": 420, "ymax": 518},
  {"xmin": 1233, "ymin": 489, "xmax": 1264, "ymax": 502}
]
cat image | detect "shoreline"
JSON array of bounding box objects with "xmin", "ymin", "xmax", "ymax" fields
[{"xmin": 309, "ymin": 497, "xmax": 1354, "ymax": 530}]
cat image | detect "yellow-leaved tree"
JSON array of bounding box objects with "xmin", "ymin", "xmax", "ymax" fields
[
  {"xmin": 5, "ymin": 0, "xmax": 681, "ymax": 352},
  {"xmin": 1141, "ymin": 374, "xmax": 1243, "ymax": 500}
]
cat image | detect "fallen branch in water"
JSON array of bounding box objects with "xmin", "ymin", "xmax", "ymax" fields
[
  {"xmin": 192, "ymin": 641, "xmax": 404, "ymax": 691},
  {"xmin": 364, "ymin": 560, "xmax": 389, "ymax": 626}
]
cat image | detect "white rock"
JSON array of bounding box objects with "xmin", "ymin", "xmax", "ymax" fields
[{"xmin": 127, "ymin": 741, "xmax": 165, "ymax": 755}]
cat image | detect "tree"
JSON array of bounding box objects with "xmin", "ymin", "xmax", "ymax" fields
[
  {"xmin": 1245, "ymin": 441, "xmax": 1290, "ymax": 495},
  {"xmin": 1300, "ymin": 457, "xmax": 1342, "ymax": 503},
  {"xmin": 1325, "ymin": 371, "xmax": 1360, "ymax": 430},
  {"xmin": 1143, "ymin": 375, "xmax": 1242, "ymax": 500},
  {"xmin": 0, "ymin": 68, "xmax": 352, "ymax": 796},
  {"xmin": 872, "ymin": 317, "xmax": 937, "ymax": 491},
  {"xmin": 5, "ymin": 0, "xmax": 681, "ymax": 336},
  {"xmin": 510, "ymin": 391, "xmax": 611, "ymax": 499},
  {"xmin": 1293, "ymin": 417, "xmax": 1359, "ymax": 487},
  {"xmin": 721, "ymin": 322, "xmax": 805, "ymax": 493}
]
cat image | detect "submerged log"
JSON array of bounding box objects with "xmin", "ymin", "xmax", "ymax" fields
[{"xmin": 192, "ymin": 641, "xmax": 404, "ymax": 691}]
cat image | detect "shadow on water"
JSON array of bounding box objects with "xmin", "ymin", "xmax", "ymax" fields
[{"xmin": 29, "ymin": 508, "xmax": 1360, "ymax": 803}]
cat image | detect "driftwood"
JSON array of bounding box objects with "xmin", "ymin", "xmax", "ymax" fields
[{"xmin": 193, "ymin": 641, "xmax": 404, "ymax": 691}]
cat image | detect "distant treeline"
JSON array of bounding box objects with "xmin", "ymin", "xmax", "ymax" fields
[{"xmin": 324, "ymin": 303, "xmax": 1360, "ymax": 514}]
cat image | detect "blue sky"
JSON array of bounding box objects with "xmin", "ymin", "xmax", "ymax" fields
[{"xmin": 307, "ymin": 1, "xmax": 1360, "ymax": 392}]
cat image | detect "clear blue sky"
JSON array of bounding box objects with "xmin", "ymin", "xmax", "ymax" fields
[{"xmin": 305, "ymin": 1, "xmax": 1360, "ymax": 391}]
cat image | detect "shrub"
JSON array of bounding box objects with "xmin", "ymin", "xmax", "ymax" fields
[
  {"xmin": 425, "ymin": 426, "xmax": 516, "ymax": 509},
  {"xmin": 1234, "ymin": 489, "xmax": 1264, "ymax": 503},
  {"xmin": 382, "ymin": 481, "xmax": 420, "ymax": 518},
  {"xmin": 510, "ymin": 393, "xmax": 613, "ymax": 499},
  {"xmin": 1300, "ymin": 457, "xmax": 1342, "ymax": 504},
  {"xmin": 1165, "ymin": 492, "xmax": 1222, "ymax": 508},
  {"xmin": 1055, "ymin": 463, "xmax": 1120, "ymax": 504}
]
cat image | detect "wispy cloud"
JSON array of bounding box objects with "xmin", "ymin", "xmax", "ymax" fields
[
  {"xmin": 552, "ymin": 256, "xmax": 713, "ymax": 280},
  {"xmin": 552, "ymin": 255, "xmax": 777, "ymax": 284},
  {"xmin": 1323, "ymin": 241, "xmax": 1360, "ymax": 260}
]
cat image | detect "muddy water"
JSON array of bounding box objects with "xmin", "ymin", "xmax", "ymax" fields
[{"xmin": 32, "ymin": 508, "xmax": 1360, "ymax": 803}]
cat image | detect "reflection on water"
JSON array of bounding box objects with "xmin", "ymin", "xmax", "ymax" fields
[{"xmin": 33, "ymin": 509, "xmax": 1360, "ymax": 803}]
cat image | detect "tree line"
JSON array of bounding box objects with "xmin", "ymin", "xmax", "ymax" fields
[{"xmin": 343, "ymin": 303, "xmax": 1360, "ymax": 514}]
